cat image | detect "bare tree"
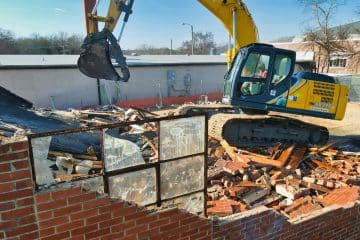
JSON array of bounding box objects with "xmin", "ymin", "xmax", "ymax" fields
[
  {"xmin": 299, "ymin": 0, "xmax": 346, "ymax": 72},
  {"xmin": 179, "ymin": 31, "xmax": 216, "ymax": 55},
  {"xmin": 0, "ymin": 28, "xmax": 19, "ymax": 54}
]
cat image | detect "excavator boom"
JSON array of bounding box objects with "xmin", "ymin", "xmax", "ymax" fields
[
  {"xmin": 198, "ymin": 0, "xmax": 258, "ymax": 62},
  {"xmin": 78, "ymin": 0, "xmax": 133, "ymax": 82}
]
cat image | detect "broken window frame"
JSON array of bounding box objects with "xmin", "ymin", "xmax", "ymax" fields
[{"xmin": 27, "ymin": 113, "xmax": 208, "ymax": 215}]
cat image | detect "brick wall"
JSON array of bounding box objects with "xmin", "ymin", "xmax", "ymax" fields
[
  {"xmin": 213, "ymin": 203, "xmax": 360, "ymax": 240},
  {"xmin": 0, "ymin": 141, "xmax": 212, "ymax": 240},
  {"xmin": 1, "ymin": 140, "xmax": 360, "ymax": 240},
  {"xmin": 0, "ymin": 141, "xmax": 39, "ymax": 240}
]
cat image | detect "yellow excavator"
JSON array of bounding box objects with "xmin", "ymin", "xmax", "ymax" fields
[{"xmin": 78, "ymin": 0, "xmax": 349, "ymax": 146}]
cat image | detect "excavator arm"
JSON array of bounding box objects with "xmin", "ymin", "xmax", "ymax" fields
[
  {"xmin": 78, "ymin": 0, "xmax": 258, "ymax": 81},
  {"xmin": 198, "ymin": 0, "xmax": 258, "ymax": 64},
  {"xmin": 78, "ymin": 0, "xmax": 134, "ymax": 82}
]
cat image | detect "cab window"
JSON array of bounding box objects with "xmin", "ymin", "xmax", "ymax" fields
[
  {"xmin": 241, "ymin": 53, "xmax": 270, "ymax": 79},
  {"xmin": 271, "ymin": 55, "xmax": 292, "ymax": 86},
  {"xmin": 240, "ymin": 81, "xmax": 265, "ymax": 96}
]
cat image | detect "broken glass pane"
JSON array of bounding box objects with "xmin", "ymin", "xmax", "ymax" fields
[
  {"xmin": 161, "ymin": 192, "xmax": 204, "ymax": 215},
  {"xmin": 103, "ymin": 129, "xmax": 146, "ymax": 172},
  {"xmin": 161, "ymin": 155, "xmax": 204, "ymax": 200},
  {"xmin": 108, "ymin": 168, "xmax": 157, "ymax": 206},
  {"xmin": 159, "ymin": 116, "xmax": 205, "ymax": 160},
  {"xmin": 31, "ymin": 136, "xmax": 55, "ymax": 186}
]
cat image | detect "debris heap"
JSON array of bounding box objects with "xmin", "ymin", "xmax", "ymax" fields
[{"xmin": 207, "ymin": 140, "xmax": 360, "ymax": 219}]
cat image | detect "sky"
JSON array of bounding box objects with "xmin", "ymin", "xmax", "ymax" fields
[{"xmin": 0, "ymin": 0, "xmax": 359, "ymax": 50}]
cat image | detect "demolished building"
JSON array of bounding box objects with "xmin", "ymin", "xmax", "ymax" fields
[{"xmin": 1, "ymin": 85, "xmax": 360, "ymax": 240}]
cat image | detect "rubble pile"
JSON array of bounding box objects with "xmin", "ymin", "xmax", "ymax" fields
[
  {"xmin": 71, "ymin": 105, "xmax": 159, "ymax": 127},
  {"xmin": 21, "ymin": 105, "xmax": 159, "ymax": 187},
  {"xmin": 207, "ymin": 139, "xmax": 360, "ymax": 219}
]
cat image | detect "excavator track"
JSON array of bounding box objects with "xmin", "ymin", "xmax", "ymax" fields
[
  {"xmin": 208, "ymin": 113, "xmax": 329, "ymax": 147},
  {"xmin": 177, "ymin": 104, "xmax": 329, "ymax": 146}
]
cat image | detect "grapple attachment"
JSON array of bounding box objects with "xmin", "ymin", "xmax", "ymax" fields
[{"xmin": 78, "ymin": 30, "xmax": 130, "ymax": 82}]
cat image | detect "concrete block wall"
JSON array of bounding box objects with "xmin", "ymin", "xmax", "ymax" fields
[{"xmin": 1, "ymin": 140, "xmax": 360, "ymax": 240}]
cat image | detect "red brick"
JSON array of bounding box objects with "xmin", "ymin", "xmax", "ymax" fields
[
  {"xmin": 36, "ymin": 199, "xmax": 67, "ymax": 212},
  {"xmin": 87, "ymin": 212, "xmax": 112, "ymax": 225},
  {"xmin": 12, "ymin": 160, "xmax": 29, "ymax": 170},
  {"xmin": 160, "ymin": 222, "xmax": 179, "ymax": 232},
  {"xmin": 101, "ymin": 232, "xmax": 125, "ymax": 240},
  {"xmin": 56, "ymin": 220, "xmax": 84, "ymax": 233},
  {"xmin": 158, "ymin": 208, "xmax": 180, "ymax": 219},
  {"xmin": 19, "ymin": 214, "xmax": 36, "ymax": 225},
  {"xmin": 71, "ymin": 208, "xmax": 97, "ymax": 221},
  {"xmin": 124, "ymin": 210, "xmax": 148, "ymax": 221},
  {"xmin": 42, "ymin": 231, "xmax": 70, "ymax": 240},
  {"xmin": 15, "ymin": 180, "xmax": 33, "ymax": 190},
  {"xmin": 149, "ymin": 218, "xmax": 170, "ymax": 228},
  {"xmin": 136, "ymin": 214, "xmax": 158, "ymax": 225},
  {"xmin": 86, "ymin": 228, "xmax": 110, "ymax": 239},
  {"xmin": 10, "ymin": 142, "xmax": 28, "ymax": 151},
  {"xmin": 35, "ymin": 192, "xmax": 51, "ymax": 203},
  {"xmin": 39, "ymin": 216, "xmax": 69, "ymax": 229},
  {"xmin": 0, "ymin": 188, "xmax": 33, "ymax": 203},
  {"xmin": 0, "ymin": 144, "xmax": 10, "ymax": 154},
  {"xmin": 98, "ymin": 201, "xmax": 124, "ymax": 214},
  {"xmin": 99, "ymin": 216, "xmax": 124, "ymax": 228},
  {"xmin": 321, "ymin": 186, "xmax": 360, "ymax": 207},
  {"xmin": 39, "ymin": 227, "xmax": 55, "ymax": 237},
  {"xmin": 0, "ymin": 151, "xmax": 28, "ymax": 162},
  {"xmin": 138, "ymin": 228, "xmax": 160, "ymax": 239},
  {"xmin": 1, "ymin": 206, "xmax": 34, "ymax": 220},
  {"xmin": 0, "ymin": 170, "xmax": 31, "ymax": 182},
  {"xmin": 16, "ymin": 196, "xmax": 34, "ymax": 207},
  {"xmin": 126, "ymin": 224, "xmax": 148, "ymax": 235},
  {"xmin": 112, "ymin": 205, "xmax": 137, "ymax": 217},
  {"xmin": 0, "ymin": 220, "xmax": 17, "ymax": 230},
  {"xmin": 53, "ymin": 204, "xmax": 82, "ymax": 217},
  {"xmin": 111, "ymin": 221, "xmax": 135, "ymax": 233},
  {"xmin": 72, "ymin": 236, "xmax": 85, "ymax": 240},
  {"xmin": 68, "ymin": 192, "xmax": 97, "ymax": 205},
  {"xmin": 71, "ymin": 223, "xmax": 98, "ymax": 236},
  {"xmin": 51, "ymin": 187, "xmax": 82, "ymax": 200},
  {"xmin": 0, "ymin": 163, "xmax": 11, "ymax": 172},
  {"xmin": 5, "ymin": 223, "xmax": 37, "ymax": 237},
  {"xmin": 83, "ymin": 197, "xmax": 110, "ymax": 209},
  {"xmin": 0, "ymin": 202, "xmax": 15, "ymax": 211},
  {"xmin": 19, "ymin": 231, "xmax": 39, "ymax": 240},
  {"xmin": 0, "ymin": 182, "xmax": 14, "ymax": 192},
  {"xmin": 38, "ymin": 210, "xmax": 53, "ymax": 221}
]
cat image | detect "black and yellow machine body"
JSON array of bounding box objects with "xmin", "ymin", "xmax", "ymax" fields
[{"xmin": 223, "ymin": 43, "xmax": 348, "ymax": 120}]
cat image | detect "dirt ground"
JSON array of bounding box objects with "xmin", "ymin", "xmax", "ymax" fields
[{"xmin": 272, "ymin": 102, "xmax": 360, "ymax": 147}]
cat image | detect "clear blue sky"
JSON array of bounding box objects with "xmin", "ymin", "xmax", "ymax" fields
[{"xmin": 0, "ymin": 0, "xmax": 358, "ymax": 49}]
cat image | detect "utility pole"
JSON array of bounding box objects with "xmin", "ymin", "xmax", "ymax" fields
[
  {"xmin": 182, "ymin": 22, "xmax": 194, "ymax": 55},
  {"xmin": 170, "ymin": 39, "xmax": 173, "ymax": 55}
]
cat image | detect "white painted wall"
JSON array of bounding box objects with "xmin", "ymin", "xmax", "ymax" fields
[{"xmin": 0, "ymin": 64, "xmax": 227, "ymax": 109}]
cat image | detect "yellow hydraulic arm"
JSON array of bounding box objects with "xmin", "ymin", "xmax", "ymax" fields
[
  {"xmin": 198, "ymin": 0, "xmax": 258, "ymax": 64},
  {"xmin": 78, "ymin": 0, "xmax": 258, "ymax": 80}
]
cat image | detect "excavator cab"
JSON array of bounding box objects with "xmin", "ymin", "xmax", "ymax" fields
[
  {"xmin": 223, "ymin": 43, "xmax": 348, "ymax": 120},
  {"xmin": 77, "ymin": 0, "xmax": 134, "ymax": 82}
]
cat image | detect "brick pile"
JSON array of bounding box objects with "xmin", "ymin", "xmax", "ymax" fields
[{"xmin": 207, "ymin": 139, "xmax": 360, "ymax": 219}]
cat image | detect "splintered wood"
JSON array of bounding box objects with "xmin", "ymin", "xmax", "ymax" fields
[{"xmin": 206, "ymin": 140, "xmax": 360, "ymax": 219}]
